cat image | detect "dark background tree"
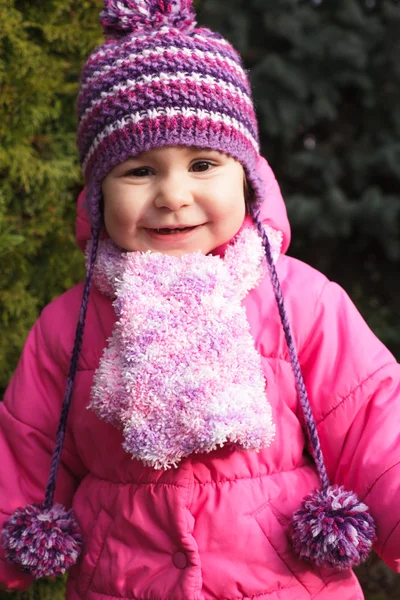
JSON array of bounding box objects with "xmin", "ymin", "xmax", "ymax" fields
[
  {"xmin": 199, "ymin": 0, "xmax": 400, "ymax": 359},
  {"xmin": 0, "ymin": 0, "xmax": 399, "ymax": 598}
]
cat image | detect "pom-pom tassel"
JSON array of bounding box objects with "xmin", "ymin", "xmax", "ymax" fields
[
  {"xmin": 101, "ymin": 0, "xmax": 197, "ymax": 38},
  {"xmin": 253, "ymin": 214, "xmax": 377, "ymax": 570},
  {"xmin": 1, "ymin": 503, "xmax": 82, "ymax": 578},
  {"xmin": 0, "ymin": 229, "xmax": 98, "ymax": 580},
  {"xmin": 291, "ymin": 485, "xmax": 376, "ymax": 570}
]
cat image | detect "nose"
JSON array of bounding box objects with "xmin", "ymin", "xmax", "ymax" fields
[{"xmin": 154, "ymin": 173, "xmax": 193, "ymax": 211}]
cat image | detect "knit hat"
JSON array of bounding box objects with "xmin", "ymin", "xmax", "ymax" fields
[
  {"xmin": 1, "ymin": 0, "xmax": 375, "ymax": 582},
  {"xmin": 77, "ymin": 0, "xmax": 263, "ymax": 230}
]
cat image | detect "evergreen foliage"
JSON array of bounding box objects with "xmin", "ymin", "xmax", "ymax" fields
[
  {"xmin": 0, "ymin": 0, "xmax": 103, "ymax": 392},
  {"xmin": 0, "ymin": 0, "xmax": 399, "ymax": 598}
]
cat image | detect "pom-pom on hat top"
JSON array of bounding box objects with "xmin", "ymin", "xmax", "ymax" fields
[
  {"xmin": 77, "ymin": 0, "xmax": 262, "ymax": 229},
  {"xmin": 101, "ymin": 0, "xmax": 197, "ymax": 36}
]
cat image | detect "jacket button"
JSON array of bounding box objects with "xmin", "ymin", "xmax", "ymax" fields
[{"xmin": 172, "ymin": 551, "xmax": 188, "ymax": 569}]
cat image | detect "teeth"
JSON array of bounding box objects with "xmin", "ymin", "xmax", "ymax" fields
[{"xmin": 155, "ymin": 227, "xmax": 192, "ymax": 234}]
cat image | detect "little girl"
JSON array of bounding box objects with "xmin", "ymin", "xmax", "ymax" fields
[{"xmin": 1, "ymin": 1, "xmax": 399, "ymax": 599}]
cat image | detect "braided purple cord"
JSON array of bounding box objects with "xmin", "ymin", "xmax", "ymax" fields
[
  {"xmin": 0, "ymin": 231, "xmax": 99, "ymax": 576},
  {"xmin": 44, "ymin": 228, "xmax": 100, "ymax": 510},
  {"xmin": 251, "ymin": 209, "xmax": 330, "ymax": 492}
]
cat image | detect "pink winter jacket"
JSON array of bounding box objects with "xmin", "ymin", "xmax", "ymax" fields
[{"xmin": 1, "ymin": 157, "xmax": 399, "ymax": 600}]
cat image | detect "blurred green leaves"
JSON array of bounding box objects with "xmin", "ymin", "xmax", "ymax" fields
[
  {"xmin": 0, "ymin": 0, "xmax": 103, "ymax": 390},
  {"xmin": 200, "ymin": 0, "xmax": 400, "ymax": 356}
]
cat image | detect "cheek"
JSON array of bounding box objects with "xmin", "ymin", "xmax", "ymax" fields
[
  {"xmin": 104, "ymin": 195, "xmax": 140, "ymax": 229},
  {"xmin": 213, "ymin": 182, "xmax": 246, "ymax": 220}
]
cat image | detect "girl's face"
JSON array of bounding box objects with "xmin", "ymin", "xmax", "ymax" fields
[{"xmin": 101, "ymin": 146, "xmax": 246, "ymax": 256}]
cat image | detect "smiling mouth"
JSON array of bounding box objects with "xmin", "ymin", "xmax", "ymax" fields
[{"xmin": 150, "ymin": 226, "xmax": 198, "ymax": 235}]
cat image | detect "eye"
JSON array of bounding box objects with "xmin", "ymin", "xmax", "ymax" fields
[
  {"xmin": 190, "ymin": 160, "xmax": 214, "ymax": 173},
  {"xmin": 125, "ymin": 167, "xmax": 153, "ymax": 177}
]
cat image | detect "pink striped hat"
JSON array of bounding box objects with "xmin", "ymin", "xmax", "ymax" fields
[{"xmin": 77, "ymin": 0, "xmax": 263, "ymax": 229}]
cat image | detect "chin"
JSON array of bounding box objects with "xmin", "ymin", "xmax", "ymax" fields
[{"xmin": 151, "ymin": 247, "xmax": 206, "ymax": 257}]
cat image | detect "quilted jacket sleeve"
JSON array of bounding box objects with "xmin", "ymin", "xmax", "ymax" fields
[
  {"xmin": 300, "ymin": 280, "xmax": 400, "ymax": 572},
  {"xmin": 0, "ymin": 312, "xmax": 87, "ymax": 591}
]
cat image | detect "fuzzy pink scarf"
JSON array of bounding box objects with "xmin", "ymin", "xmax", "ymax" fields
[{"xmin": 88, "ymin": 226, "xmax": 281, "ymax": 469}]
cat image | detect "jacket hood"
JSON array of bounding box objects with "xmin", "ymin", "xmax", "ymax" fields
[{"xmin": 75, "ymin": 156, "xmax": 291, "ymax": 254}]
